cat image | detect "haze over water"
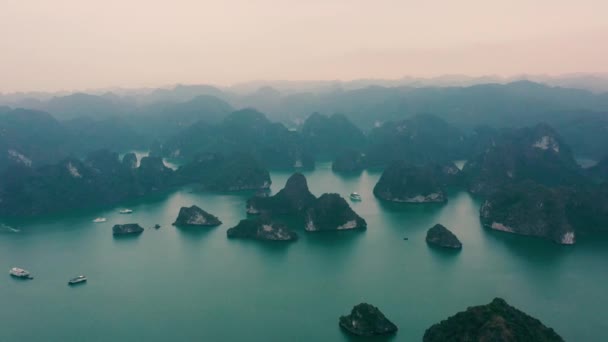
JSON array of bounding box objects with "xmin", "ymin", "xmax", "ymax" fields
[{"xmin": 1, "ymin": 163, "xmax": 606, "ymax": 341}]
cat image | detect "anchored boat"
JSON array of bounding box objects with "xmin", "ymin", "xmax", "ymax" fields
[
  {"xmin": 68, "ymin": 275, "xmax": 87, "ymax": 285},
  {"xmin": 9, "ymin": 267, "xmax": 33, "ymax": 279},
  {"xmin": 349, "ymin": 192, "xmax": 362, "ymax": 201}
]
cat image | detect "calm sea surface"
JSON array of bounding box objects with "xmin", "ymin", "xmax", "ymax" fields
[{"xmin": 1, "ymin": 162, "xmax": 607, "ymax": 341}]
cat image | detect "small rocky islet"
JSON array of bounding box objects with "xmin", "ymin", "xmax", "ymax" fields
[
  {"xmin": 339, "ymin": 303, "xmax": 398, "ymax": 336},
  {"xmin": 426, "ymin": 224, "xmax": 462, "ymax": 249},
  {"xmin": 423, "ymin": 298, "xmax": 564, "ymax": 342},
  {"xmin": 172, "ymin": 205, "xmax": 222, "ymax": 227},
  {"xmin": 112, "ymin": 223, "xmax": 144, "ymax": 236}
]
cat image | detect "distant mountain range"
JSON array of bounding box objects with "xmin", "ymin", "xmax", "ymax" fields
[{"xmin": 1, "ymin": 78, "xmax": 608, "ymax": 169}]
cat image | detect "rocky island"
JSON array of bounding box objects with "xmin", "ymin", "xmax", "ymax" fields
[
  {"xmin": 423, "ymin": 298, "xmax": 564, "ymax": 341},
  {"xmin": 246, "ymin": 173, "xmax": 316, "ymax": 216},
  {"xmin": 305, "ymin": 193, "xmax": 367, "ymax": 231},
  {"xmin": 0, "ymin": 148, "xmax": 274, "ymax": 217},
  {"xmin": 227, "ymin": 217, "xmax": 298, "ymax": 241},
  {"xmin": 172, "ymin": 205, "xmax": 222, "ymax": 227},
  {"xmin": 0, "ymin": 150, "xmax": 174, "ymax": 216},
  {"xmin": 463, "ymin": 123, "xmax": 586, "ymax": 196},
  {"xmin": 173, "ymin": 153, "xmax": 271, "ymax": 192},
  {"xmin": 373, "ymin": 161, "xmax": 448, "ymax": 203},
  {"xmin": 247, "ymin": 173, "xmax": 366, "ymax": 232},
  {"xmin": 426, "ymin": 224, "xmax": 462, "ymax": 249},
  {"xmin": 480, "ymin": 181, "xmax": 575, "ymax": 244},
  {"xmin": 160, "ymin": 109, "xmax": 315, "ymax": 170},
  {"xmin": 331, "ymin": 150, "xmax": 367, "ymax": 173},
  {"xmin": 339, "ymin": 303, "xmax": 398, "ymax": 336},
  {"xmin": 112, "ymin": 223, "xmax": 144, "ymax": 236}
]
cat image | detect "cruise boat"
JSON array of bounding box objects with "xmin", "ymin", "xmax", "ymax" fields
[
  {"xmin": 9, "ymin": 267, "xmax": 33, "ymax": 279},
  {"xmin": 349, "ymin": 192, "xmax": 362, "ymax": 201},
  {"xmin": 92, "ymin": 217, "xmax": 107, "ymax": 223},
  {"xmin": 68, "ymin": 275, "xmax": 87, "ymax": 285},
  {"xmin": 119, "ymin": 209, "xmax": 133, "ymax": 214}
]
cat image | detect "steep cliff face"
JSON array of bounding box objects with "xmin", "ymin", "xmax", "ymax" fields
[
  {"xmin": 174, "ymin": 153, "xmax": 271, "ymax": 191},
  {"xmin": 161, "ymin": 109, "xmax": 314, "ymax": 170},
  {"xmin": 366, "ymin": 114, "xmax": 467, "ymax": 167},
  {"xmin": 463, "ymin": 123, "xmax": 585, "ymax": 196},
  {"xmin": 423, "ymin": 298, "xmax": 564, "ymax": 342},
  {"xmin": 172, "ymin": 205, "xmax": 222, "ymax": 227},
  {"xmin": 339, "ymin": 303, "xmax": 398, "ymax": 337},
  {"xmin": 373, "ymin": 161, "xmax": 451, "ymax": 203},
  {"xmin": 246, "ymin": 173, "xmax": 316, "ymax": 216},
  {"xmin": 426, "ymin": 224, "xmax": 462, "ymax": 249},
  {"xmin": 227, "ymin": 217, "xmax": 298, "ymax": 241},
  {"xmin": 480, "ymin": 181, "xmax": 575, "ymax": 244},
  {"xmin": 246, "ymin": 173, "xmax": 366, "ymax": 232},
  {"xmin": 331, "ymin": 150, "xmax": 367, "ymax": 173},
  {"xmin": 304, "ymin": 193, "xmax": 367, "ymax": 232}
]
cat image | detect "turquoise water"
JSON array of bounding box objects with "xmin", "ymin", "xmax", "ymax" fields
[{"xmin": 1, "ymin": 162, "xmax": 607, "ymax": 341}]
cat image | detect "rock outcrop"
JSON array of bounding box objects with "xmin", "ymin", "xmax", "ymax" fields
[
  {"xmin": 300, "ymin": 113, "xmax": 367, "ymax": 159},
  {"xmin": 463, "ymin": 123, "xmax": 586, "ymax": 196},
  {"xmin": 112, "ymin": 223, "xmax": 144, "ymax": 236},
  {"xmin": 332, "ymin": 150, "xmax": 367, "ymax": 173},
  {"xmin": 161, "ymin": 109, "xmax": 314, "ymax": 170},
  {"xmin": 366, "ymin": 114, "xmax": 467, "ymax": 168},
  {"xmin": 122, "ymin": 152, "xmax": 138, "ymax": 169},
  {"xmin": 339, "ymin": 303, "xmax": 398, "ymax": 336},
  {"xmin": 373, "ymin": 161, "xmax": 448, "ymax": 203},
  {"xmin": 173, "ymin": 153, "xmax": 271, "ymax": 191},
  {"xmin": 172, "ymin": 205, "xmax": 222, "ymax": 227},
  {"xmin": 247, "ymin": 173, "xmax": 367, "ymax": 232},
  {"xmin": 246, "ymin": 173, "xmax": 316, "ymax": 216},
  {"xmin": 480, "ymin": 181, "xmax": 575, "ymax": 245},
  {"xmin": 423, "ymin": 298, "xmax": 564, "ymax": 342},
  {"xmin": 426, "ymin": 224, "xmax": 462, "ymax": 249},
  {"xmin": 0, "ymin": 150, "xmax": 269, "ymax": 217},
  {"xmin": 305, "ymin": 193, "xmax": 366, "ymax": 231},
  {"xmin": 227, "ymin": 217, "xmax": 298, "ymax": 241}
]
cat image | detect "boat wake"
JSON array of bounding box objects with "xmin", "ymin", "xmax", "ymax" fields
[{"xmin": 0, "ymin": 223, "xmax": 20, "ymax": 233}]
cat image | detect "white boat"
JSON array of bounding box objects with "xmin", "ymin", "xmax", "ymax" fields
[
  {"xmin": 68, "ymin": 275, "xmax": 87, "ymax": 285},
  {"xmin": 119, "ymin": 209, "xmax": 133, "ymax": 214},
  {"xmin": 92, "ymin": 217, "xmax": 107, "ymax": 223},
  {"xmin": 9, "ymin": 267, "xmax": 33, "ymax": 279},
  {"xmin": 349, "ymin": 192, "xmax": 362, "ymax": 201}
]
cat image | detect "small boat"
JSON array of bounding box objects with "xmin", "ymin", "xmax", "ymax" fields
[
  {"xmin": 68, "ymin": 275, "xmax": 87, "ymax": 285},
  {"xmin": 153, "ymin": 224, "xmax": 161, "ymax": 229},
  {"xmin": 403, "ymin": 237, "xmax": 409, "ymax": 241},
  {"xmin": 92, "ymin": 217, "xmax": 107, "ymax": 223},
  {"xmin": 119, "ymin": 209, "xmax": 133, "ymax": 214},
  {"xmin": 9, "ymin": 267, "xmax": 33, "ymax": 279},
  {"xmin": 349, "ymin": 192, "xmax": 362, "ymax": 201}
]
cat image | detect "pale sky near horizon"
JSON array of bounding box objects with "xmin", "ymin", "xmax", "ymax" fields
[{"xmin": 1, "ymin": 0, "xmax": 607, "ymax": 92}]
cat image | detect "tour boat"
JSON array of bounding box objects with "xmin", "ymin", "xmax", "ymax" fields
[
  {"xmin": 119, "ymin": 209, "xmax": 133, "ymax": 214},
  {"xmin": 68, "ymin": 275, "xmax": 87, "ymax": 285},
  {"xmin": 9, "ymin": 267, "xmax": 33, "ymax": 279},
  {"xmin": 92, "ymin": 217, "xmax": 107, "ymax": 223},
  {"xmin": 349, "ymin": 192, "xmax": 362, "ymax": 201}
]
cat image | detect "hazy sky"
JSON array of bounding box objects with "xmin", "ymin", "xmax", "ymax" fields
[{"xmin": 1, "ymin": 0, "xmax": 607, "ymax": 92}]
